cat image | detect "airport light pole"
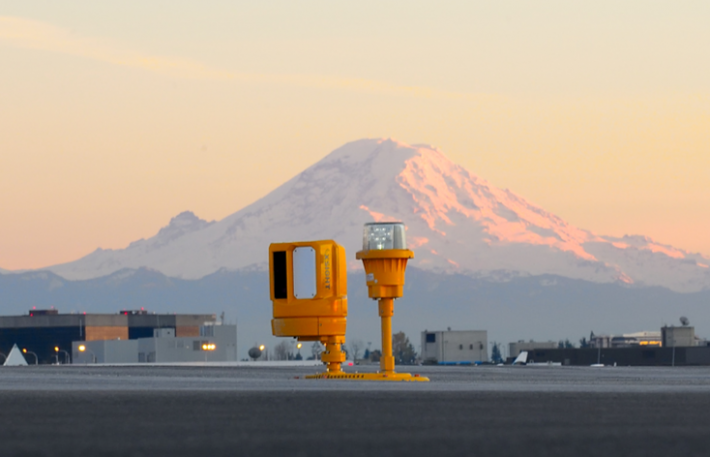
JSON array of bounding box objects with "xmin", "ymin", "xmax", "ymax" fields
[
  {"xmin": 597, "ymin": 344, "xmax": 601, "ymax": 365},
  {"xmin": 201, "ymin": 342, "xmax": 216, "ymax": 362},
  {"xmin": 78, "ymin": 345, "xmax": 96, "ymax": 364},
  {"xmin": 22, "ymin": 348, "xmax": 38, "ymax": 365},
  {"xmin": 672, "ymin": 338, "xmax": 676, "ymax": 367},
  {"xmin": 58, "ymin": 349, "xmax": 71, "ymax": 364},
  {"xmin": 356, "ymin": 222, "xmax": 428, "ymax": 381}
]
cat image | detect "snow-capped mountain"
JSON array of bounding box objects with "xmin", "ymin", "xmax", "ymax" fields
[{"xmin": 41, "ymin": 138, "xmax": 710, "ymax": 292}]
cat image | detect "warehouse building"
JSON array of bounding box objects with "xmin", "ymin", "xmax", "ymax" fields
[
  {"xmin": 662, "ymin": 325, "xmax": 696, "ymax": 348},
  {"xmin": 509, "ymin": 341, "xmax": 558, "ymax": 357},
  {"xmin": 589, "ymin": 331, "xmax": 662, "ymax": 348},
  {"xmin": 526, "ymin": 325, "xmax": 706, "ymax": 366},
  {"xmin": 525, "ymin": 346, "xmax": 710, "ymax": 366},
  {"xmin": 125, "ymin": 311, "xmax": 214, "ymax": 339},
  {"xmin": 72, "ymin": 325, "xmax": 237, "ymax": 364},
  {"xmin": 0, "ymin": 309, "xmax": 216, "ymax": 364},
  {"xmin": 421, "ymin": 329, "xmax": 487, "ymax": 364}
]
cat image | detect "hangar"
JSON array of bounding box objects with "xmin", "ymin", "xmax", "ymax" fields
[{"xmin": 0, "ymin": 309, "xmax": 217, "ymax": 364}]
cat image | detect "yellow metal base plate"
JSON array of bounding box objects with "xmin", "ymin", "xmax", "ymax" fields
[{"xmin": 304, "ymin": 372, "xmax": 429, "ymax": 382}]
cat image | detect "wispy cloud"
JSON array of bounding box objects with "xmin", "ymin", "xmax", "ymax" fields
[
  {"xmin": 0, "ymin": 16, "xmax": 487, "ymax": 101},
  {"xmin": 0, "ymin": 16, "xmax": 233, "ymax": 79}
]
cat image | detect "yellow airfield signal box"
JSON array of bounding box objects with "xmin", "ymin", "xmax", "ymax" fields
[{"xmin": 269, "ymin": 240, "xmax": 348, "ymax": 373}]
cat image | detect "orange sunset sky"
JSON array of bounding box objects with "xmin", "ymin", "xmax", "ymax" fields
[{"xmin": 1, "ymin": 2, "xmax": 709, "ymax": 270}]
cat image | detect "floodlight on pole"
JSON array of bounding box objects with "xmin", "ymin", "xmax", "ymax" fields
[
  {"xmin": 355, "ymin": 222, "xmax": 429, "ymax": 382},
  {"xmin": 77, "ymin": 344, "xmax": 96, "ymax": 364},
  {"xmin": 22, "ymin": 348, "xmax": 38, "ymax": 365},
  {"xmin": 55, "ymin": 348, "xmax": 70, "ymax": 364}
]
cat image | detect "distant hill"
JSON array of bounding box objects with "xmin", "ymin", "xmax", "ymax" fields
[{"xmin": 2, "ymin": 268, "xmax": 709, "ymax": 359}]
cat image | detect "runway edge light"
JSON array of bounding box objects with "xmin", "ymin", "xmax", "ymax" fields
[
  {"xmin": 354, "ymin": 222, "xmax": 429, "ymax": 382},
  {"xmin": 269, "ymin": 240, "xmax": 348, "ymax": 374}
]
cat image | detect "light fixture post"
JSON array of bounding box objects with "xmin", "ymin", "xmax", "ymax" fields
[{"xmin": 355, "ymin": 222, "xmax": 428, "ymax": 382}]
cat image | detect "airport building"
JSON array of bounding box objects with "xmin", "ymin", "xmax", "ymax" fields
[
  {"xmin": 525, "ymin": 325, "xmax": 706, "ymax": 366},
  {"xmin": 525, "ymin": 346, "xmax": 710, "ymax": 366},
  {"xmin": 661, "ymin": 325, "xmax": 696, "ymax": 348},
  {"xmin": 421, "ymin": 329, "xmax": 487, "ymax": 364},
  {"xmin": 0, "ymin": 309, "xmax": 218, "ymax": 364},
  {"xmin": 509, "ymin": 341, "xmax": 558, "ymax": 357},
  {"xmin": 589, "ymin": 331, "xmax": 662, "ymax": 348},
  {"xmin": 72, "ymin": 325, "xmax": 237, "ymax": 364}
]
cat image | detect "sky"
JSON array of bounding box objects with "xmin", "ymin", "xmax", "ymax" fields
[{"xmin": 1, "ymin": 1, "xmax": 709, "ymax": 270}]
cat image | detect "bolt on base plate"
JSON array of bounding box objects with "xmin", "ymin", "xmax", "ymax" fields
[{"xmin": 304, "ymin": 372, "xmax": 430, "ymax": 382}]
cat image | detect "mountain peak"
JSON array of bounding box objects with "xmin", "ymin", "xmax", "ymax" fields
[
  {"xmin": 318, "ymin": 138, "xmax": 420, "ymax": 169},
  {"xmin": 42, "ymin": 138, "xmax": 710, "ymax": 292},
  {"xmin": 151, "ymin": 211, "xmax": 214, "ymax": 244},
  {"xmin": 169, "ymin": 211, "xmax": 204, "ymax": 225},
  {"xmin": 124, "ymin": 211, "xmax": 214, "ymax": 251}
]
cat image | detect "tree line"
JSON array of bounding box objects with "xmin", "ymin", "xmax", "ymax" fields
[{"xmin": 266, "ymin": 331, "xmax": 418, "ymax": 364}]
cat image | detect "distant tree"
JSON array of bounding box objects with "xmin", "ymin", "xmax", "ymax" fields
[
  {"xmin": 579, "ymin": 337, "xmax": 589, "ymax": 348},
  {"xmin": 558, "ymin": 339, "xmax": 575, "ymax": 349},
  {"xmin": 311, "ymin": 342, "xmax": 324, "ymax": 360},
  {"xmin": 363, "ymin": 349, "xmax": 370, "ymax": 360},
  {"xmin": 393, "ymin": 332, "xmax": 417, "ymax": 365},
  {"xmin": 350, "ymin": 339, "xmax": 364, "ymax": 362},
  {"xmin": 273, "ymin": 341, "xmax": 291, "ymax": 360},
  {"xmin": 342, "ymin": 344, "xmax": 349, "ymax": 360},
  {"xmin": 491, "ymin": 343, "xmax": 503, "ymax": 363},
  {"xmin": 369, "ymin": 349, "xmax": 381, "ymax": 362}
]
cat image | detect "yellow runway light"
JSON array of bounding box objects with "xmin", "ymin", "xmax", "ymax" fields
[{"xmin": 351, "ymin": 222, "xmax": 429, "ymax": 382}]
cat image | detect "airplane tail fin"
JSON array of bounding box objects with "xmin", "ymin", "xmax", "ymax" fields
[{"xmin": 512, "ymin": 351, "xmax": 528, "ymax": 365}]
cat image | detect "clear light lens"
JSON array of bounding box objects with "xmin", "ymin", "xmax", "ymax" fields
[{"xmin": 362, "ymin": 222, "xmax": 406, "ymax": 251}]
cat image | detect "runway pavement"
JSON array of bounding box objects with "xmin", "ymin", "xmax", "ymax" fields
[{"xmin": 2, "ymin": 365, "xmax": 710, "ymax": 456}]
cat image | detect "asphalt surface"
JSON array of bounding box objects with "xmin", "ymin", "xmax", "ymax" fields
[{"xmin": 3, "ymin": 365, "xmax": 710, "ymax": 457}]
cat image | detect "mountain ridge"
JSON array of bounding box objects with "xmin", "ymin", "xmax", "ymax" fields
[
  {"xmin": 25, "ymin": 138, "xmax": 710, "ymax": 292},
  {"xmin": 2, "ymin": 266, "xmax": 710, "ymax": 359}
]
